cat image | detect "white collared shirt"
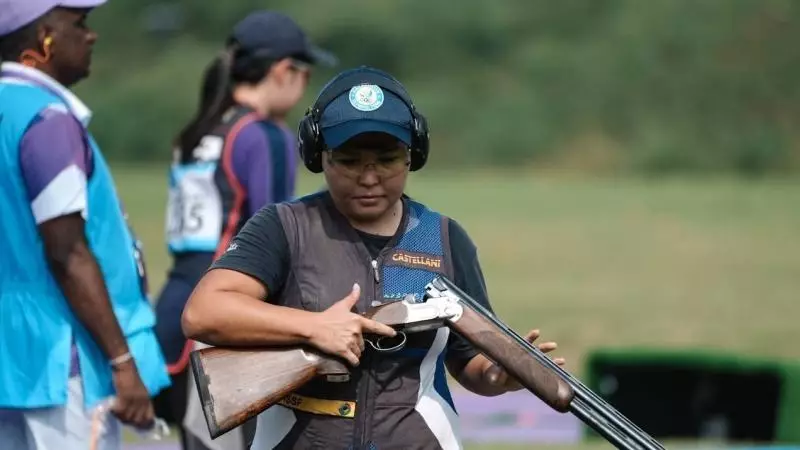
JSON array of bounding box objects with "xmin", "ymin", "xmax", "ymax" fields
[{"xmin": 0, "ymin": 61, "xmax": 92, "ymax": 224}]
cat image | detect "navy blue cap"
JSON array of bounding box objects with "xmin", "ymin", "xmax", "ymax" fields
[
  {"xmin": 231, "ymin": 11, "xmax": 337, "ymax": 66},
  {"xmin": 319, "ymin": 84, "xmax": 413, "ymax": 149}
]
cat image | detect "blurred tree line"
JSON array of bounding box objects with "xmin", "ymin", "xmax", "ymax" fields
[{"xmin": 76, "ymin": 0, "xmax": 800, "ymax": 175}]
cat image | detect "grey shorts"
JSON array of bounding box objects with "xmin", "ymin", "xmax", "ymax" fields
[{"xmin": 0, "ymin": 376, "xmax": 121, "ymax": 450}]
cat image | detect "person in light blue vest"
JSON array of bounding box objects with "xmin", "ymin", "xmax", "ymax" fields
[{"xmin": 0, "ymin": 1, "xmax": 171, "ymax": 449}]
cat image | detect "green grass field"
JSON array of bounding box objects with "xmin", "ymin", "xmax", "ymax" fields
[{"xmin": 115, "ymin": 165, "xmax": 800, "ymax": 449}]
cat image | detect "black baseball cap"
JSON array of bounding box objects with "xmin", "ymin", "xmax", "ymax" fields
[
  {"xmin": 230, "ymin": 11, "xmax": 337, "ymax": 66},
  {"xmin": 317, "ymin": 67, "xmax": 414, "ymax": 150}
]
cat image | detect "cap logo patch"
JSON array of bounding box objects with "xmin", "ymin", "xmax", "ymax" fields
[{"xmin": 349, "ymin": 84, "xmax": 384, "ymax": 112}]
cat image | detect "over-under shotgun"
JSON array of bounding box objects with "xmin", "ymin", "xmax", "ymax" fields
[{"xmin": 190, "ymin": 276, "xmax": 664, "ymax": 450}]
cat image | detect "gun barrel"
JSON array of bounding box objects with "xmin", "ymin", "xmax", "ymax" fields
[{"xmin": 430, "ymin": 276, "xmax": 665, "ymax": 450}]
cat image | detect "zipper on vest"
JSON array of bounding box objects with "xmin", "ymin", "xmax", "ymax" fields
[
  {"xmin": 371, "ymin": 259, "xmax": 380, "ymax": 283},
  {"xmin": 357, "ymin": 350, "xmax": 373, "ymax": 449},
  {"xmin": 354, "ymin": 256, "xmax": 382, "ymax": 449}
]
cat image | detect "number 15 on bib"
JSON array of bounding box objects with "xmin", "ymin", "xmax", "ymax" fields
[{"xmin": 166, "ymin": 162, "xmax": 224, "ymax": 253}]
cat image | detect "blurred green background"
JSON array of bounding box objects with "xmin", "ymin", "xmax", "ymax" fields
[
  {"xmin": 66, "ymin": 0, "xmax": 800, "ymax": 448},
  {"xmin": 79, "ymin": 0, "xmax": 800, "ymax": 175}
]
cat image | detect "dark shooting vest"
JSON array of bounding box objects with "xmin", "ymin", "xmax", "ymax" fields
[{"xmin": 251, "ymin": 191, "xmax": 463, "ymax": 450}]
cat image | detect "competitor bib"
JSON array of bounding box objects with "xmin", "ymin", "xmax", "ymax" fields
[{"xmin": 166, "ymin": 160, "xmax": 223, "ymax": 253}]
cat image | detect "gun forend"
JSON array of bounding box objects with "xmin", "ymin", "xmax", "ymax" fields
[{"xmin": 425, "ymin": 277, "xmax": 575, "ymax": 413}]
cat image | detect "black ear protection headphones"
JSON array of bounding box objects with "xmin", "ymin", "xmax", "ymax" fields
[{"xmin": 297, "ymin": 67, "xmax": 430, "ymax": 173}]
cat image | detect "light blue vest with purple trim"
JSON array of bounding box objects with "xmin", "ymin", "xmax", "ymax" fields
[{"xmin": 0, "ymin": 78, "xmax": 170, "ymax": 409}]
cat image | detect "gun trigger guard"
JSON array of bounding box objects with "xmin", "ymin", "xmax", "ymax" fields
[{"xmin": 366, "ymin": 332, "xmax": 407, "ymax": 353}]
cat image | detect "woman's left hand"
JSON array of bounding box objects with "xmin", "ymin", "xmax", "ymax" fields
[{"xmin": 483, "ymin": 329, "xmax": 566, "ymax": 392}]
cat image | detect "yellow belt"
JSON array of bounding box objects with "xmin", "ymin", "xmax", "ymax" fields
[{"xmin": 277, "ymin": 393, "xmax": 356, "ymax": 418}]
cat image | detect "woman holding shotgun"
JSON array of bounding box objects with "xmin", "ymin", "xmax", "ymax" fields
[
  {"xmin": 153, "ymin": 10, "xmax": 336, "ymax": 450},
  {"xmin": 182, "ymin": 66, "xmax": 565, "ymax": 449}
]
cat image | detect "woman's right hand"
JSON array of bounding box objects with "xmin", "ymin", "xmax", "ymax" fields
[{"xmin": 307, "ymin": 283, "xmax": 396, "ymax": 366}]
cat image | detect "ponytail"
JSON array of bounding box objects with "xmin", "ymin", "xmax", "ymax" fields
[{"xmin": 174, "ymin": 44, "xmax": 238, "ymax": 162}]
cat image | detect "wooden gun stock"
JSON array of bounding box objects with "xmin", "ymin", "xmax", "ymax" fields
[
  {"xmin": 188, "ymin": 298, "xmax": 435, "ymax": 440},
  {"xmin": 190, "ymin": 346, "xmax": 348, "ymax": 438},
  {"xmin": 447, "ymin": 306, "xmax": 575, "ymax": 412}
]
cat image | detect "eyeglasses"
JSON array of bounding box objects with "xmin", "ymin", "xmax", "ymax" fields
[{"xmin": 325, "ymin": 149, "xmax": 411, "ymax": 180}]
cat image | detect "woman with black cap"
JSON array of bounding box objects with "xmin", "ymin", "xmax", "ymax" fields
[
  {"xmin": 181, "ymin": 66, "xmax": 565, "ymax": 450},
  {"xmin": 152, "ymin": 10, "xmax": 336, "ymax": 450}
]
